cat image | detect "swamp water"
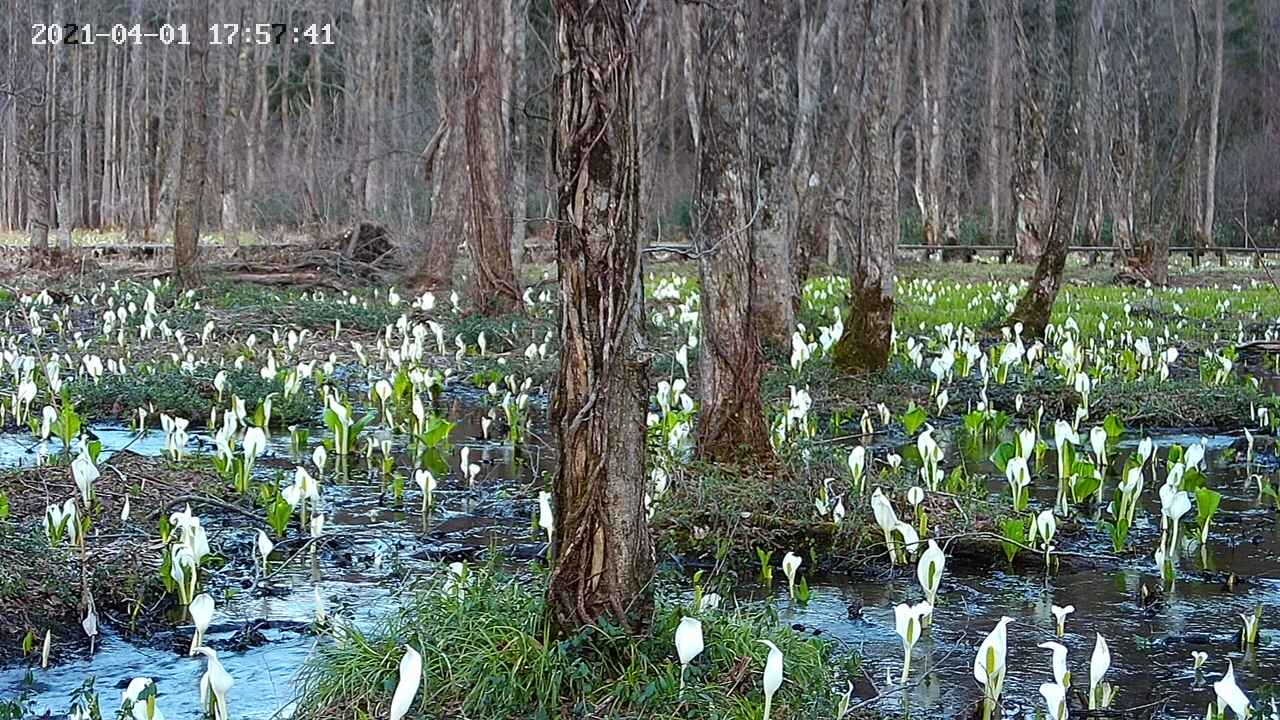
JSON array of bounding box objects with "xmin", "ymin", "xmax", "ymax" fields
[{"xmin": 2, "ymin": 411, "xmax": 1277, "ymax": 719}]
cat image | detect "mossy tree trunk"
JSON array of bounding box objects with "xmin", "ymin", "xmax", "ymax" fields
[
  {"xmin": 462, "ymin": 1, "xmax": 522, "ymax": 315},
  {"xmin": 684, "ymin": 1, "xmax": 774, "ymax": 463},
  {"xmin": 547, "ymin": 0, "xmax": 654, "ymax": 634},
  {"xmin": 172, "ymin": 0, "xmax": 210, "ymax": 289},
  {"xmin": 833, "ymin": 0, "xmax": 902, "ymax": 374}
]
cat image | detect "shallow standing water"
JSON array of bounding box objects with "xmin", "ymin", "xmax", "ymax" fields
[
  {"xmin": 775, "ymin": 431, "xmax": 1280, "ymax": 718},
  {"xmin": 1, "ymin": 400, "xmax": 549, "ymax": 719},
  {"xmin": 2, "ymin": 417, "xmax": 1278, "ymax": 718}
]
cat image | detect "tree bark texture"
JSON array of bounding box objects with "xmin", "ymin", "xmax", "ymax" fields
[
  {"xmin": 687, "ymin": 2, "xmax": 774, "ymax": 464},
  {"xmin": 1011, "ymin": 0, "xmax": 1052, "ymax": 262},
  {"xmin": 462, "ymin": 1, "xmax": 522, "ymax": 314},
  {"xmin": 509, "ymin": 0, "xmax": 531, "ymax": 268},
  {"xmin": 547, "ymin": 0, "xmax": 654, "ymax": 634},
  {"xmin": 912, "ymin": 0, "xmax": 953, "ymax": 250},
  {"xmin": 22, "ymin": 100, "xmax": 51, "ymax": 256},
  {"xmin": 1201, "ymin": 0, "xmax": 1224, "ymax": 253},
  {"xmin": 783, "ymin": 0, "xmax": 839, "ymax": 325},
  {"xmin": 1010, "ymin": 188, "xmax": 1070, "ymax": 338},
  {"xmin": 173, "ymin": 1, "xmax": 210, "ymax": 289},
  {"xmin": 409, "ymin": 3, "xmax": 467, "ymax": 291},
  {"xmin": 1009, "ymin": 0, "xmax": 1091, "ymax": 338},
  {"xmin": 833, "ymin": 0, "xmax": 901, "ymax": 374}
]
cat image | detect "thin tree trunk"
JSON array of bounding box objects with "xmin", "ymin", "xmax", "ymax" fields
[
  {"xmin": 510, "ymin": 0, "xmax": 530, "ymax": 268},
  {"xmin": 984, "ymin": 0, "xmax": 1004, "ymax": 244},
  {"xmin": 463, "ymin": 1, "xmax": 522, "ymax": 314},
  {"xmin": 1202, "ymin": 0, "xmax": 1224, "ymax": 255},
  {"xmin": 547, "ymin": 0, "xmax": 653, "ymax": 635},
  {"xmin": 1012, "ymin": 0, "xmax": 1050, "ymax": 262},
  {"xmin": 408, "ymin": 3, "xmax": 467, "ymax": 291},
  {"xmin": 349, "ymin": 0, "xmax": 372, "ymax": 217},
  {"xmin": 173, "ymin": 1, "xmax": 210, "ymax": 289},
  {"xmin": 687, "ymin": 1, "xmax": 773, "ymax": 463},
  {"xmin": 784, "ymin": 0, "xmax": 839, "ymax": 329},
  {"xmin": 916, "ymin": 0, "xmax": 953, "ymax": 251},
  {"xmin": 833, "ymin": 0, "xmax": 901, "ymax": 373},
  {"xmin": 1009, "ymin": 0, "xmax": 1091, "ymax": 337}
]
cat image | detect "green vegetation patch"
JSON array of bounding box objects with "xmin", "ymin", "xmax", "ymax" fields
[
  {"xmin": 71, "ymin": 365, "xmax": 318, "ymax": 427},
  {"xmin": 294, "ymin": 567, "xmax": 839, "ymax": 720}
]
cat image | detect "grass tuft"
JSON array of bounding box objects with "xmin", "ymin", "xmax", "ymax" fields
[{"xmin": 294, "ymin": 566, "xmax": 840, "ymax": 720}]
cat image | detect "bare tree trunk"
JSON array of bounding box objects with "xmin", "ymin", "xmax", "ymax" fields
[
  {"xmin": 638, "ymin": 1, "xmax": 669, "ymax": 243},
  {"xmin": 547, "ymin": 0, "xmax": 653, "ymax": 635},
  {"xmin": 22, "ymin": 101, "xmax": 50, "ymax": 257},
  {"xmin": 914, "ymin": 0, "xmax": 954, "ymax": 251},
  {"xmin": 1202, "ymin": 0, "xmax": 1224, "ymax": 256},
  {"xmin": 408, "ymin": 4, "xmax": 467, "ymax": 291},
  {"xmin": 1011, "ymin": 0, "xmax": 1050, "ymax": 262},
  {"xmin": 833, "ymin": 0, "xmax": 901, "ymax": 373},
  {"xmin": 509, "ymin": 0, "xmax": 530, "ymax": 268},
  {"xmin": 1009, "ymin": 0, "xmax": 1091, "ymax": 337},
  {"xmin": 1176, "ymin": 0, "xmax": 1207, "ymax": 262},
  {"xmin": 745, "ymin": 0, "xmax": 796, "ymax": 350},
  {"xmin": 1010, "ymin": 188, "xmax": 1071, "ymax": 338},
  {"xmin": 984, "ymin": 0, "xmax": 1005, "ymax": 244},
  {"xmin": 686, "ymin": 1, "xmax": 774, "ymax": 463},
  {"xmin": 785, "ymin": 0, "xmax": 839, "ymax": 322},
  {"xmin": 463, "ymin": 1, "xmax": 522, "ymax": 314},
  {"xmin": 349, "ymin": 0, "xmax": 373, "ymax": 217},
  {"xmin": 173, "ymin": 1, "xmax": 210, "ymax": 289}
]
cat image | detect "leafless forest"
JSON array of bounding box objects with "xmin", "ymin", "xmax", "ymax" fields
[{"xmin": 1, "ymin": 0, "xmax": 1277, "ymax": 286}]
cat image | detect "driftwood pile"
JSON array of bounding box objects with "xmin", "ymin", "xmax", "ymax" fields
[{"xmin": 211, "ymin": 222, "xmax": 399, "ymax": 288}]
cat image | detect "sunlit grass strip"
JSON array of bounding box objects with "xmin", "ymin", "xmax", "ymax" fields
[{"xmin": 294, "ymin": 566, "xmax": 837, "ymax": 720}]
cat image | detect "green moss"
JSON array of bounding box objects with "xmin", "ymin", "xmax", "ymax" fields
[{"xmin": 294, "ymin": 566, "xmax": 841, "ymax": 720}]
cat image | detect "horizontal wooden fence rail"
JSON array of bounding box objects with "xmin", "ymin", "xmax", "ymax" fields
[{"xmin": 639, "ymin": 242, "xmax": 1276, "ymax": 263}]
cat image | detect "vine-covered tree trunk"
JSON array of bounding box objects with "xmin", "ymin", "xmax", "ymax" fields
[
  {"xmin": 462, "ymin": 1, "xmax": 521, "ymax": 314},
  {"xmin": 833, "ymin": 0, "xmax": 901, "ymax": 374},
  {"xmin": 173, "ymin": 1, "xmax": 210, "ymax": 289},
  {"xmin": 547, "ymin": 0, "xmax": 654, "ymax": 634},
  {"xmin": 686, "ymin": 2, "xmax": 773, "ymax": 463}
]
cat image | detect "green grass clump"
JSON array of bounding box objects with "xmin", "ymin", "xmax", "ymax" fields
[
  {"xmin": 71, "ymin": 366, "xmax": 318, "ymax": 427},
  {"xmin": 294, "ymin": 567, "xmax": 839, "ymax": 720}
]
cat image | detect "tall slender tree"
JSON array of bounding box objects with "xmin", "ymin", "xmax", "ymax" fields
[
  {"xmin": 546, "ymin": 0, "xmax": 654, "ymax": 633},
  {"xmin": 173, "ymin": 0, "xmax": 210, "ymax": 288},
  {"xmin": 1010, "ymin": 0, "xmax": 1092, "ymax": 338}
]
